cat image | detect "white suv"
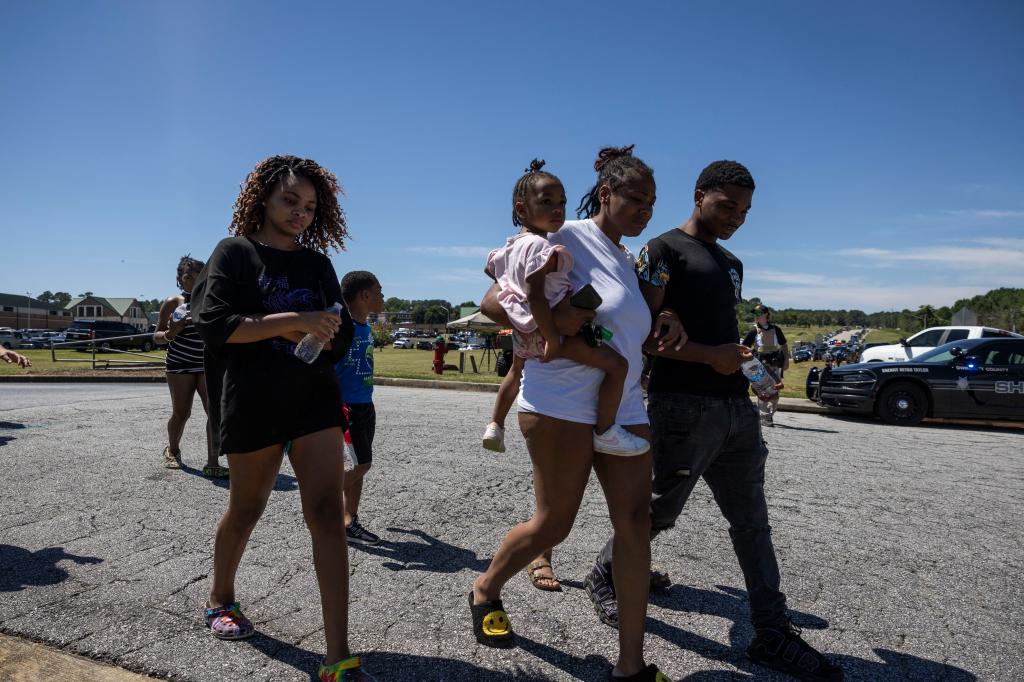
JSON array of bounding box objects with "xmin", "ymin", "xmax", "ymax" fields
[{"xmin": 860, "ymin": 326, "xmax": 1023, "ymax": 363}]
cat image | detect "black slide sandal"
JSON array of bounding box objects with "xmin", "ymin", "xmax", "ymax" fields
[{"xmin": 468, "ymin": 591, "xmax": 514, "ymax": 648}]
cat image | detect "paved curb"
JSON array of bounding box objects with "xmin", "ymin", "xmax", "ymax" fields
[{"xmin": 0, "ymin": 633, "xmax": 154, "ymax": 681}]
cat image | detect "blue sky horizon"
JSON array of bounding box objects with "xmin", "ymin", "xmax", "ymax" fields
[{"xmin": 2, "ymin": 1, "xmax": 1022, "ymax": 314}]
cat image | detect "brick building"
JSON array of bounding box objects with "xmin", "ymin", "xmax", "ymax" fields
[{"xmin": 0, "ymin": 293, "xmax": 74, "ymax": 330}]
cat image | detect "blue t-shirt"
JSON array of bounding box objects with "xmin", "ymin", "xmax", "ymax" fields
[{"xmin": 335, "ymin": 320, "xmax": 374, "ymax": 404}]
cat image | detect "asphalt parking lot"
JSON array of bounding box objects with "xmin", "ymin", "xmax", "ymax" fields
[{"xmin": 1, "ymin": 384, "xmax": 1021, "ymax": 681}]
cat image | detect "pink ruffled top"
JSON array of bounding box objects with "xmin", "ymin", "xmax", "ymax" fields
[{"xmin": 485, "ymin": 232, "xmax": 574, "ymax": 334}]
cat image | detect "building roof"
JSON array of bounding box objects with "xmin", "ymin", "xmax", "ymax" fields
[
  {"xmin": 66, "ymin": 296, "xmax": 140, "ymax": 316},
  {"xmin": 0, "ymin": 292, "xmax": 55, "ymax": 309}
]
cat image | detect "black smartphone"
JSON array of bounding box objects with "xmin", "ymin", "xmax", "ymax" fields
[{"xmin": 569, "ymin": 283, "xmax": 602, "ymax": 310}]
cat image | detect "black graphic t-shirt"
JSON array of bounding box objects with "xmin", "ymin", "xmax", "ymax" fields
[
  {"xmin": 636, "ymin": 229, "xmax": 747, "ymax": 397},
  {"xmin": 192, "ymin": 237, "xmax": 354, "ymax": 455}
]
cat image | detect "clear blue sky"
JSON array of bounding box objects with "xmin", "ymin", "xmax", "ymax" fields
[{"xmin": 2, "ymin": 1, "xmax": 1022, "ymax": 313}]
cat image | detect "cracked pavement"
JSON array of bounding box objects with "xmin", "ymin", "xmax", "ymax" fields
[{"xmin": 0, "ymin": 383, "xmax": 1021, "ymax": 681}]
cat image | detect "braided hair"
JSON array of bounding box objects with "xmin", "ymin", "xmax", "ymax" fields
[
  {"xmin": 576, "ymin": 145, "xmax": 654, "ymax": 219},
  {"xmin": 230, "ymin": 155, "xmax": 349, "ymax": 253},
  {"xmin": 695, "ymin": 160, "xmax": 755, "ymax": 193},
  {"xmin": 175, "ymin": 254, "xmax": 205, "ymax": 290},
  {"xmin": 511, "ymin": 158, "xmax": 560, "ymax": 227}
]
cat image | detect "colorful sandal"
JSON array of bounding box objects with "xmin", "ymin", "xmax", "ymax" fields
[
  {"xmin": 318, "ymin": 656, "xmax": 377, "ymax": 681},
  {"xmin": 162, "ymin": 446, "xmax": 181, "ymax": 469},
  {"xmin": 468, "ymin": 591, "xmax": 514, "ymax": 648},
  {"xmin": 204, "ymin": 602, "xmax": 255, "ymax": 640},
  {"xmin": 527, "ymin": 560, "xmax": 562, "ymax": 592},
  {"xmin": 202, "ymin": 465, "xmax": 230, "ymax": 479},
  {"xmin": 609, "ymin": 664, "xmax": 673, "ymax": 681}
]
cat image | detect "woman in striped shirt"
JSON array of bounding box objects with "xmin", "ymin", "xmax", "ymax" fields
[{"xmin": 155, "ymin": 255, "xmax": 227, "ymax": 477}]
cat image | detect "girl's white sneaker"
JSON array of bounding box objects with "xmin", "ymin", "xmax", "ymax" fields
[
  {"xmin": 593, "ymin": 424, "xmax": 650, "ymax": 456},
  {"xmin": 482, "ymin": 422, "xmax": 506, "ymax": 453}
]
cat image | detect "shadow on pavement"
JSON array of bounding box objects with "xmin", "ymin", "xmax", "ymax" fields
[
  {"xmin": 176, "ymin": 462, "xmax": 297, "ymax": 491},
  {"xmin": 352, "ymin": 527, "xmax": 489, "ymax": 573},
  {"xmin": 244, "ymin": 631, "xmax": 555, "ymax": 681},
  {"xmin": 0, "ymin": 545, "xmax": 102, "ymax": 592},
  {"xmin": 0, "ymin": 420, "xmax": 25, "ymax": 446},
  {"xmin": 651, "ymin": 584, "xmax": 976, "ymax": 681},
  {"xmin": 768, "ymin": 423, "xmax": 838, "ymax": 433}
]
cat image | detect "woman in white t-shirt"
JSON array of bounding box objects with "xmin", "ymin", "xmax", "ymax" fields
[{"xmin": 471, "ymin": 146, "xmax": 682, "ymax": 682}]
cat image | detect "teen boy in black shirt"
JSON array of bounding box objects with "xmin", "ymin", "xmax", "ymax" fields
[{"xmin": 586, "ymin": 161, "xmax": 843, "ymax": 681}]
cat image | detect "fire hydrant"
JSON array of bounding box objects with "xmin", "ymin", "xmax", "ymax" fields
[{"xmin": 432, "ymin": 337, "xmax": 446, "ymax": 375}]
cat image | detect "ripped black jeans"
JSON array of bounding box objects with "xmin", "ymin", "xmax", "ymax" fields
[{"xmin": 596, "ymin": 391, "xmax": 787, "ymax": 628}]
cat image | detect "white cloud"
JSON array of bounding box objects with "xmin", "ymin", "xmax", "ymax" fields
[
  {"xmin": 939, "ymin": 209, "xmax": 1024, "ymax": 219},
  {"xmin": 838, "ymin": 241, "xmax": 1024, "ymax": 270},
  {"xmin": 752, "ymin": 284, "xmax": 991, "ymax": 312},
  {"xmin": 745, "ymin": 269, "xmax": 837, "ymax": 287},
  {"xmin": 408, "ymin": 246, "xmax": 493, "ymax": 258}
]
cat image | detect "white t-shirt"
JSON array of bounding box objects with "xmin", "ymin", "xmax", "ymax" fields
[{"xmin": 517, "ymin": 219, "xmax": 652, "ymax": 425}]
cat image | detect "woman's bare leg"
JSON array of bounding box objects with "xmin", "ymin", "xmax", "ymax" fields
[
  {"xmin": 473, "ymin": 414, "xmax": 593, "ymax": 603},
  {"xmin": 208, "ymin": 445, "xmax": 284, "ymax": 607},
  {"xmin": 194, "ymin": 373, "xmax": 218, "ymax": 468},
  {"xmin": 593, "ymin": 423, "xmax": 654, "ymax": 677},
  {"xmin": 166, "ymin": 373, "xmax": 198, "ymax": 456},
  {"xmin": 559, "ymin": 336, "xmax": 628, "ymax": 434},
  {"xmin": 289, "ymin": 427, "xmax": 350, "ymax": 666},
  {"xmin": 490, "ymin": 355, "xmax": 524, "ymax": 427}
]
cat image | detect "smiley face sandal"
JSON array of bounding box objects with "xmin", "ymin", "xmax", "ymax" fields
[
  {"xmin": 609, "ymin": 664, "xmax": 673, "ymax": 681},
  {"xmin": 468, "ymin": 591, "xmax": 514, "ymax": 648}
]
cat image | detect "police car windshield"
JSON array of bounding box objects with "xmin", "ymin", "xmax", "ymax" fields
[{"xmin": 913, "ymin": 340, "xmax": 981, "ymax": 364}]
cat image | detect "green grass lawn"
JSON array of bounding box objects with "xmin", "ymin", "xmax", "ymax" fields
[
  {"xmin": 4, "ymin": 328, "xmax": 909, "ymax": 401},
  {"xmin": 0, "ymin": 347, "xmax": 167, "ymax": 375},
  {"xmin": 375, "ymin": 347, "xmax": 502, "ymax": 384}
]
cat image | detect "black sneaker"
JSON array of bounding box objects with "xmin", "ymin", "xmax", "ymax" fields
[
  {"xmin": 345, "ymin": 517, "xmax": 381, "ymax": 546},
  {"xmin": 583, "ymin": 562, "xmax": 619, "ymax": 628},
  {"xmin": 747, "ymin": 620, "xmax": 843, "ymax": 681}
]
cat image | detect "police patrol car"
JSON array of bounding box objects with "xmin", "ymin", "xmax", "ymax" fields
[{"xmin": 814, "ymin": 338, "xmax": 1024, "ymax": 425}]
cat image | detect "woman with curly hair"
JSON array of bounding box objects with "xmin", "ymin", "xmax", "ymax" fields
[
  {"xmin": 154, "ymin": 254, "xmax": 226, "ymax": 476},
  {"xmin": 192, "ymin": 155, "xmax": 375, "ymax": 681}
]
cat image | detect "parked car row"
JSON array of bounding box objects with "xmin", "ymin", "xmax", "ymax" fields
[
  {"xmin": 63, "ymin": 320, "xmax": 155, "ymax": 352},
  {"xmin": 0, "ymin": 328, "xmax": 67, "ymax": 349}
]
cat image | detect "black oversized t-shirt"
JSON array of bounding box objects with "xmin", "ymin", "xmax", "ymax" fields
[
  {"xmin": 636, "ymin": 229, "xmax": 747, "ymax": 397},
  {"xmin": 192, "ymin": 236, "xmax": 354, "ymax": 455}
]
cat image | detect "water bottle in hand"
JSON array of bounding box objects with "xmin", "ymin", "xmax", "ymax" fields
[
  {"xmin": 171, "ymin": 304, "xmax": 189, "ymax": 322},
  {"xmin": 741, "ymin": 357, "xmax": 779, "ymax": 400},
  {"xmin": 294, "ymin": 302, "xmax": 344, "ymax": 364}
]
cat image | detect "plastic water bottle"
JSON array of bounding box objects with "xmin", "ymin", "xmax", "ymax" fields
[
  {"xmin": 171, "ymin": 304, "xmax": 189, "ymax": 322},
  {"xmin": 741, "ymin": 357, "xmax": 779, "ymax": 401},
  {"xmin": 294, "ymin": 302, "xmax": 344, "ymax": 364}
]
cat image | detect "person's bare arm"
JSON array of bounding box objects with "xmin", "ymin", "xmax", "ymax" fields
[
  {"xmin": 0, "ymin": 346, "xmax": 31, "ymax": 368},
  {"xmin": 154, "ymin": 297, "xmax": 186, "ymax": 345},
  {"xmin": 639, "ymin": 280, "xmax": 686, "ymax": 352},
  {"xmin": 481, "ymin": 282, "xmax": 595, "ymax": 337},
  {"xmin": 645, "ymin": 336, "xmax": 752, "ymax": 375},
  {"xmin": 225, "ymin": 311, "xmax": 341, "ymax": 344},
  {"xmin": 525, "ymin": 257, "xmax": 562, "ymax": 361}
]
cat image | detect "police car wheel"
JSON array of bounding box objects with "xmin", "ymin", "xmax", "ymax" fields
[{"xmin": 878, "ymin": 382, "xmax": 927, "ymax": 426}]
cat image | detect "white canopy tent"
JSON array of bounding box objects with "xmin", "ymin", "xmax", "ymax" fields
[{"xmin": 446, "ymin": 310, "xmax": 502, "ymax": 332}]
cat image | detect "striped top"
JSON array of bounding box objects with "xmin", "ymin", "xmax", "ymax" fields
[{"xmin": 166, "ymin": 298, "xmax": 205, "ymax": 373}]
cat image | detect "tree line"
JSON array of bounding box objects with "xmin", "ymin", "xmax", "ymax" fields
[{"xmin": 740, "ymin": 287, "xmax": 1023, "ymax": 334}]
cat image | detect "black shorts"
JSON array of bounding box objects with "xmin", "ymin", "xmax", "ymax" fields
[{"xmin": 345, "ymin": 402, "xmax": 376, "ymax": 466}]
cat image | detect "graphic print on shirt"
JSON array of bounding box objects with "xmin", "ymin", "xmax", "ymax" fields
[
  {"xmin": 345, "ymin": 336, "xmax": 374, "ymax": 390},
  {"xmin": 635, "ymin": 245, "xmax": 670, "ymax": 288},
  {"xmin": 728, "ymin": 268, "xmax": 742, "ymax": 302},
  {"xmin": 258, "ymin": 273, "xmax": 318, "ymax": 355}
]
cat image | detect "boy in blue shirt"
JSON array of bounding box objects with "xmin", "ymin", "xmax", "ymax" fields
[{"xmin": 336, "ymin": 271, "xmax": 385, "ymax": 546}]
